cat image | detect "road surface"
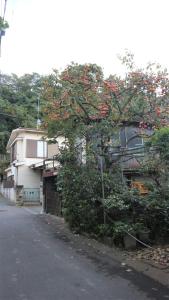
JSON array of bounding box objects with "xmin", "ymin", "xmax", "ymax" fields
[{"xmin": 0, "ymin": 195, "xmax": 168, "ymax": 300}]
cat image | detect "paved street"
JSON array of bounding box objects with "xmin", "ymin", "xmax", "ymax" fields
[{"xmin": 0, "ymin": 195, "xmax": 168, "ymax": 300}]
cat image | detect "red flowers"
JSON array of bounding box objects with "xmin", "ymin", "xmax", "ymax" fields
[
  {"xmin": 155, "ymin": 107, "xmax": 161, "ymax": 116},
  {"xmin": 104, "ymin": 81, "xmax": 118, "ymax": 93},
  {"xmin": 98, "ymin": 103, "xmax": 109, "ymax": 117}
]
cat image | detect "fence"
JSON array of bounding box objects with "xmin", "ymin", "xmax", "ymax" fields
[{"xmin": 22, "ymin": 188, "xmax": 40, "ymax": 202}]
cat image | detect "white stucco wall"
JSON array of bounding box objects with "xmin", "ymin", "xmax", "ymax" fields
[
  {"xmin": 16, "ymin": 139, "xmax": 24, "ymax": 161},
  {"xmin": 17, "ymin": 165, "xmax": 41, "ymax": 189},
  {"xmin": 7, "ymin": 131, "xmax": 46, "ymax": 187}
]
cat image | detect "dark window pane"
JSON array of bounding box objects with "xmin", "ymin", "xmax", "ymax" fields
[{"xmin": 126, "ymin": 127, "xmax": 142, "ymax": 148}]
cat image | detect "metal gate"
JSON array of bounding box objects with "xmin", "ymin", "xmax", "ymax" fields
[{"xmin": 22, "ymin": 188, "xmax": 40, "ymax": 202}]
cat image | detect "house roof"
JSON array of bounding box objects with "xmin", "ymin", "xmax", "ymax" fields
[{"xmin": 6, "ymin": 127, "xmax": 47, "ymax": 150}]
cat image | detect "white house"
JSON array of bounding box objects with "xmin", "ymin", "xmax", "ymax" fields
[{"xmin": 0, "ymin": 128, "xmax": 61, "ymax": 205}]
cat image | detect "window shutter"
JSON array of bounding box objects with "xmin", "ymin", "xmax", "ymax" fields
[{"xmin": 26, "ymin": 140, "xmax": 37, "ymax": 158}]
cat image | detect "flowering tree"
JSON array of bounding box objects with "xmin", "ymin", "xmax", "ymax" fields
[
  {"xmin": 43, "ymin": 57, "xmax": 169, "ymax": 239},
  {"xmin": 44, "ymin": 59, "xmax": 169, "ymax": 138}
]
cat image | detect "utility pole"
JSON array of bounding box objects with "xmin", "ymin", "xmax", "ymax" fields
[
  {"xmin": 99, "ymin": 135, "xmax": 106, "ymax": 225},
  {"xmin": 37, "ymin": 96, "xmax": 41, "ymax": 129},
  {"xmin": 100, "ymin": 154, "xmax": 106, "ymax": 224},
  {"xmin": 0, "ymin": 0, "xmax": 8, "ymax": 58}
]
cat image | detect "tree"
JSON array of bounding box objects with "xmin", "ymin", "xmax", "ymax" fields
[
  {"xmin": 0, "ymin": 72, "xmax": 46, "ymax": 153},
  {"xmin": 0, "ymin": 16, "xmax": 9, "ymax": 36},
  {"xmin": 0, "ymin": 16, "xmax": 9, "ymax": 31},
  {"xmin": 44, "ymin": 58, "xmax": 169, "ymax": 137},
  {"xmin": 44, "ymin": 58, "xmax": 169, "ymax": 169},
  {"xmin": 43, "ymin": 57, "xmax": 169, "ymax": 240}
]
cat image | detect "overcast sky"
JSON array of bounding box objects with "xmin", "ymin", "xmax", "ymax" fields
[{"xmin": 1, "ymin": 0, "xmax": 169, "ymax": 77}]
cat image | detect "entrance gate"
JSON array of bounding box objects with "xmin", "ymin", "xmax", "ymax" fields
[{"xmin": 44, "ymin": 176, "xmax": 62, "ymax": 216}]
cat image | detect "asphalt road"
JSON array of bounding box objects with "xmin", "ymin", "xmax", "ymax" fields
[{"xmin": 0, "ymin": 196, "xmax": 168, "ymax": 300}]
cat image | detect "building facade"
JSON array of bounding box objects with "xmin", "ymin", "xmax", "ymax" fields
[{"xmin": 1, "ymin": 128, "xmax": 48, "ymax": 204}]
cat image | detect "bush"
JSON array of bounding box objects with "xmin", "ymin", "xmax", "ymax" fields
[{"xmin": 56, "ymin": 140, "xmax": 169, "ymax": 245}]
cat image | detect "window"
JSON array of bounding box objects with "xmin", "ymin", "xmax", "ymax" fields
[
  {"xmin": 26, "ymin": 140, "xmax": 47, "ymax": 158},
  {"xmin": 11, "ymin": 142, "xmax": 17, "ymax": 162},
  {"xmin": 37, "ymin": 141, "xmax": 47, "ymax": 158},
  {"xmin": 126, "ymin": 127, "xmax": 143, "ymax": 148},
  {"xmin": 120, "ymin": 126, "xmax": 143, "ymax": 149}
]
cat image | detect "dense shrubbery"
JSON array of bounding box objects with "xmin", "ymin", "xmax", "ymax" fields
[
  {"xmin": 55, "ymin": 141, "xmax": 169, "ymax": 246},
  {"xmin": 55, "ymin": 144, "xmax": 169, "ymax": 245}
]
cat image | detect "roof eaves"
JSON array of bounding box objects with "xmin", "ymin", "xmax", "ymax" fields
[{"xmin": 6, "ymin": 128, "xmax": 47, "ymax": 150}]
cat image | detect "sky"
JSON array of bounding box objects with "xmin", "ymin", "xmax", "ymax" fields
[{"xmin": 1, "ymin": 0, "xmax": 169, "ymax": 77}]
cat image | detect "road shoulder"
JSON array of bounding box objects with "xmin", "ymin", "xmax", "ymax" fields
[{"xmin": 37, "ymin": 213, "xmax": 169, "ymax": 288}]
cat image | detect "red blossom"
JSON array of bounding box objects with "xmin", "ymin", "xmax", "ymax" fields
[
  {"xmin": 155, "ymin": 107, "xmax": 161, "ymax": 116},
  {"xmin": 104, "ymin": 81, "xmax": 118, "ymax": 93}
]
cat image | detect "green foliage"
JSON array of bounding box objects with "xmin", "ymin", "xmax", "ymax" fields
[
  {"xmin": 0, "ymin": 72, "xmax": 46, "ymax": 153},
  {"xmin": 0, "ymin": 156, "xmax": 10, "ymax": 175},
  {"xmin": 150, "ymin": 127, "xmax": 169, "ymax": 161},
  {"xmin": 139, "ymin": 191, "xmax": 169, "ymax": 239},
  {"xmin": 57, "ymin": 156, "xmax": 103, "ymax": 233},
  {"xmin": 0, "ymin": 16, "xmax": 9, "ymax": 31},
  {"xmin": 104, "ymin": 193, "xmax": 130, "ymax": 210},
  {"xmin": 113, "ymin": 221, "xmax": 134, "ymax": 237},
  {"xmin": 58, "ymin": 144, "xmax": 169, "ymax": 241}
]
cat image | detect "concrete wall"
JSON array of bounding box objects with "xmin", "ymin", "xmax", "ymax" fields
[{"xmin": 0, "ymin": 184, "xmax": 16, "ymax": 202}]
